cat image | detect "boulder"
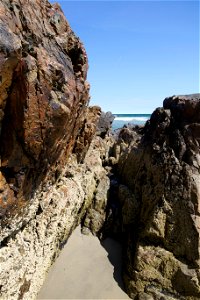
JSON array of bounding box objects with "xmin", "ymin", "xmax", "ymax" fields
[
  {"xmin": 0, "ymin": 0, "xmax": 91, "ymax": 242},
  {"xmin": 0, "ymin": 137, "xmax": 110, "ymax": 299},
  {"xmin": 0, "ymin": 0, "xmax": 102, "ymax": 298},
  {"xmin": 111, "ymin": 94, "xmax": 200, "ymax": 299},
  {"xmin": 96, "ymin": 111, "xmax": 115, "ymax": 138}
]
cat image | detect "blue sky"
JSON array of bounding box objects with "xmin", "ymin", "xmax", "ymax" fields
[{"xmin": 54, "ymin": 1, "xmax": 199, "ymax": 113}]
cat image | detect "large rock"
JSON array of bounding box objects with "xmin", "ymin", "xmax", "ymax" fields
[
  {"xmin": 96, "ymin": 111, "xmax": 115, "ymax": 138},
  {"xmin": 0, "ymin": 138, "xmax": 109, "ymax": 299},
  {"xmin": 73, "ymin": 106, "xmax": 101, "ymax": 163},
  {"xmin": 0, "ymin": 0, "xmax": 91, "ymax": 242},
  {"xmin": 81, "ymin": 135, "xmax": 115, "ymax": 236},
  {"xmin": 0, "ymin": 0, "xmax": 103, "ymax": 298},
  {"xmin": 111, "ymin": 94, "xmax": 200, "ymax": 299}
]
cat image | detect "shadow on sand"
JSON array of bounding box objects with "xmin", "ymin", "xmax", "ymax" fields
[{"xmin": 101, "ymin": 237, "xmax": 126, "ymax": 292}]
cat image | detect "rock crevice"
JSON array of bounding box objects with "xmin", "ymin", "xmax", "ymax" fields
[
  {"xmin": 102, "ymin": 94, "xmax": 200, "ymax": 300},
  {"xmin": 0, "ymin": 1, "xmax": 199, "ymax": 299}
]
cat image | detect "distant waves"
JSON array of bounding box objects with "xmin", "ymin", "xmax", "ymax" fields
[
  {"xmin": 112, "ymin": 114, "xmax": 150, "ymax": 130},
  {"xmin": 114, "ymin": 116, "xmax": 149, "ymax": 122}
]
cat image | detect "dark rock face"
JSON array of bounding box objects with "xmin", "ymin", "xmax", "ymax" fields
[
  {"xmin": 109, "ymin": 94, "xmax": 200, "ymax": 299},
  {"xmin": 0, "ymin": 0, "xmax": 91, "ymax": 242},
  {"xmin": 96, "ymin": 111, "xmax": 115, "ymax": 138}
]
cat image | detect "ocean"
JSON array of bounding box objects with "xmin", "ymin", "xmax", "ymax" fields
[{"xmin": 112, "ymin": 114, "xmax": 151, "ymax": 130}]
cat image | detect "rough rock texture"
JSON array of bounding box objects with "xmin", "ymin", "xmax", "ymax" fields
[
  {"xmin": 0, "ymin": 139, "xmax": 109, "ymax": 299},
  {"xmin": 96, "ymin": 111, "xmax": 115, "ymax": 138},
  {"xmin": 107, "ymin": 94, "xmax": 200, "ymax": 299},
  {"xmin": 0, "ymin": 0, "xmax": 91, "ymax": 242},
  {"xmin": 73, "ymin": 106, "xmax": 101, "ymax": 163},
  {"xmin": 0, "ymin": 2, "xmax": 199, "ymax": 299},
  {"xmin": 81, "ymin": 135, "xmax": 115, "ymax": 236},
  {"xmin": 0, "ymin": 0, "xmax": 104, "ymax": 298}
]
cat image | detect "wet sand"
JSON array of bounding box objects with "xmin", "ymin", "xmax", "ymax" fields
[{"xmin": 37, "ymin": 226, "xmax": 130, "ymax": 299}]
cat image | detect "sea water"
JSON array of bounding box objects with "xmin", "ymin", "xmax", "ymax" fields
[{"xmin": 112, "ymin": 114, "xmax": 151, "ymax": 130}]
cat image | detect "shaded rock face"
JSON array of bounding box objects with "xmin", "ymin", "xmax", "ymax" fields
[
  {"xmin": 81, "ymin": 135, "xmax": 115, "ymax": 236},
  {"xmin": 96, "ymin": 111, "xmax": 115, "ymax": 138},
  {"xmin": 107, "ymin": 94, "xmax": 200, "ymax": 299},
  {"xmin": 0, "ymin": 0, "xmax": 91, "ymax": 241}
]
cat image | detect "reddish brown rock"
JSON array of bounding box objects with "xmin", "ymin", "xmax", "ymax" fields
[
  {"xmin": 0, "ymin": 0, "xmax": 91, "ymax": 242},
  {"xmin": 73, "ymin": 106, "xmax": 101, "ymax": 163},
  {"xmin": 0, "ymin": 0, "xmax": 105, "ymax": 298}
]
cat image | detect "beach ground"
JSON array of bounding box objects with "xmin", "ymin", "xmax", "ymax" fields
[{"xmin": 37, "ymin": 226, "xmax": 130, "ymax": 299}]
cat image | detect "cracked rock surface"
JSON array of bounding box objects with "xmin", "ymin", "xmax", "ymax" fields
[
  {"xmin": 0, "ymin": 0, "xmax": 103, "ymax": 298},
  {"xmin": 0, "ymin": 138, "xmax": 110, "ymax": 299},
  {"xmin": 0, "ymin": 0, "xmax": 199, "ymax": 299},
  {"xmin": 106, "ymin": 94, "xmax": 200, "ymax": 300},
  {"xmin": 0, "ymin": 0, "xmax": 91, "ymax": 241}
]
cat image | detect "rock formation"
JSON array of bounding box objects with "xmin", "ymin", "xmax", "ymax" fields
[
  {"xmin": 105, "ymin": 94, "xmax": 200, "ymax": 299},
  {"xmin": 0, "ymin": 0, "xmax": 103, "ymax": 298},
  {"xmin": 0, "ymin": 0, "xmax": 199, "ymax": 299},
  {"xmin": 96, "ymin": 111, "xmax": 115, "ymax": 138},
  {"xmin": 0, "ymin": 0, "xmax": 91, "ymax": 243}
]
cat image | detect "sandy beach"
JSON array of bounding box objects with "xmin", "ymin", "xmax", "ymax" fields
[{"xmin": 37, "ymin": 226, "xmax": 130, "ymax": 299}]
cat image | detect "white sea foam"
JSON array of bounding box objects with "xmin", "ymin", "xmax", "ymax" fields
[{"xmin": 114, "ymin": 117, "xmax": 148, "ymax": 122}]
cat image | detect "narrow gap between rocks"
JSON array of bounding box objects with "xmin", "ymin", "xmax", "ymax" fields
[{"xmin": 37, "ymin": 225, "xmax": 130, "ymax": 300}]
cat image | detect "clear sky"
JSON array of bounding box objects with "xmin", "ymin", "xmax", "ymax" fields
[{"xmin": 54, "ymin": 1, "xmax": 199, "ymax": 113}]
